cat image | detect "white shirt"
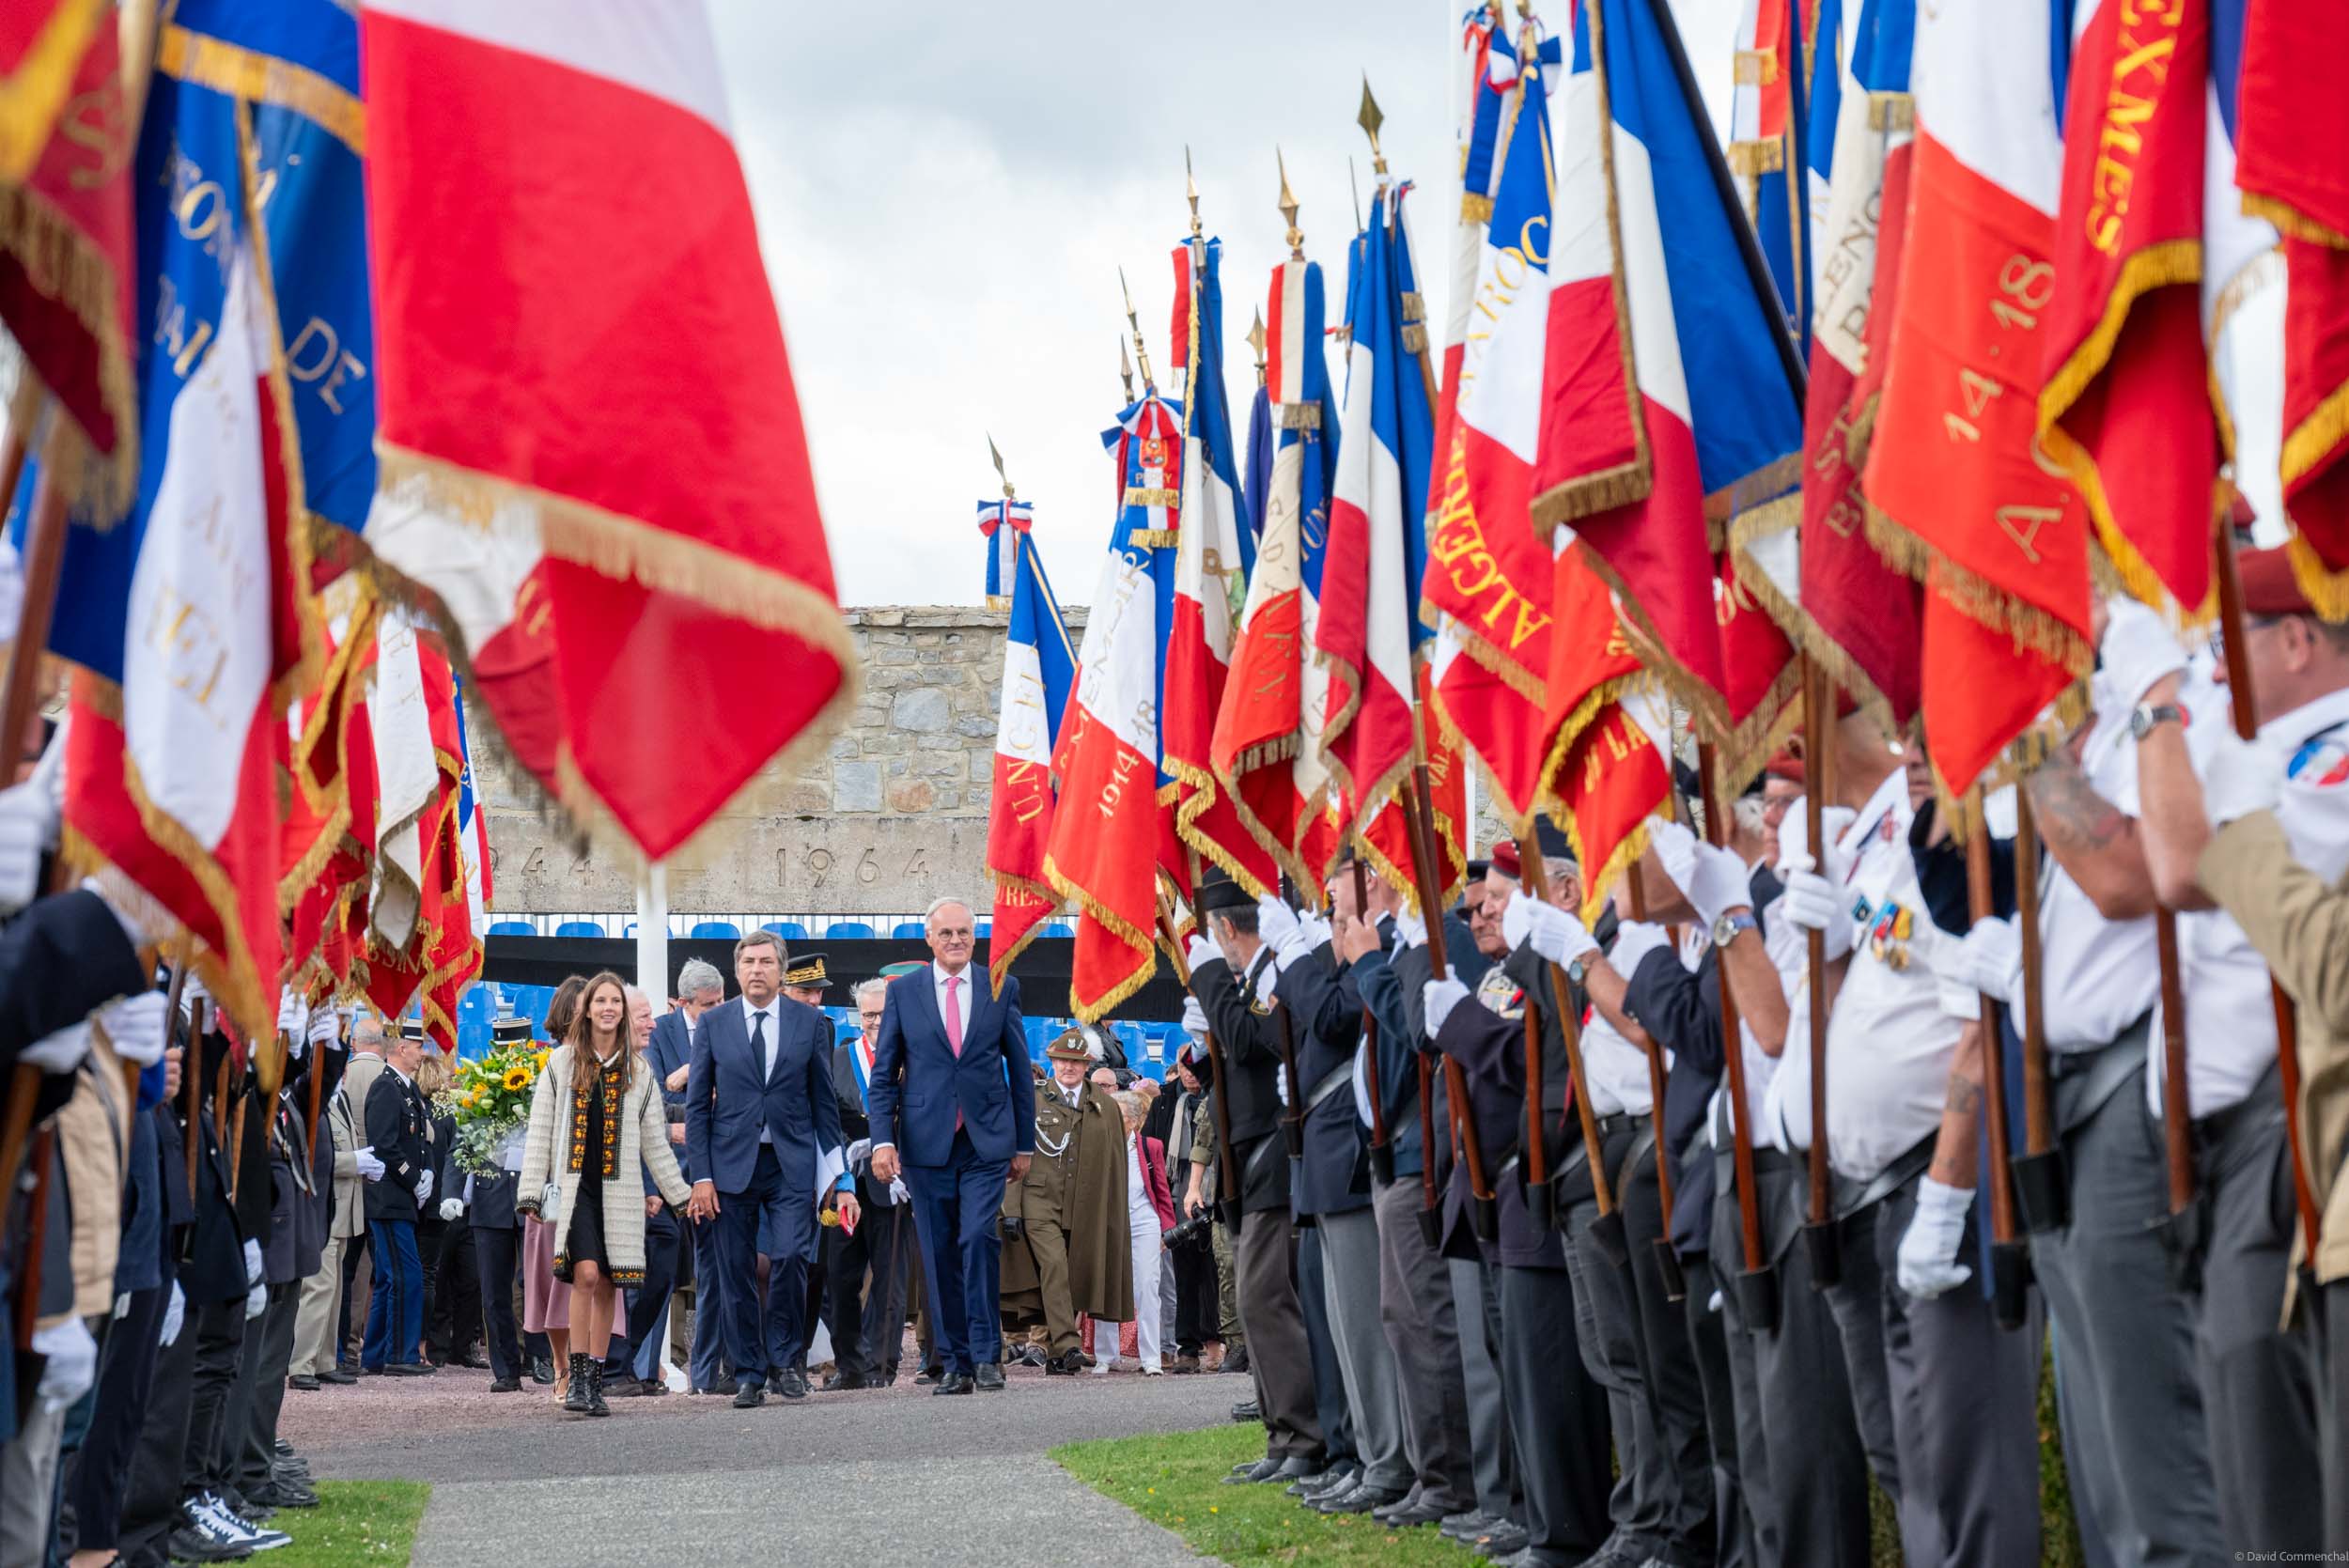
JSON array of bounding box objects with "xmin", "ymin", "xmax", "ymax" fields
[
  {"xmin": 1126, "ymin": 1136, "xmax": 1157, "ymax": 1227},
  {"xmin": 740, "ymin": 996, "xmax": 781, "ymax": 1143},
  {"xmin": 1675, "ymin": 921, "xmax": 1779, "ymax": 1150},
  {"xmin": 934, "ymin": 961, "xmax": 973, "ymax": 1043},
  {"xmin": 1825, "ymin": 768, "xmax": 1965, "ymax": 1182},
  {"xmin": 2037, "ymin": 674, "xmax": 2162, "ymax": 1050},
  {"xmin": 2152, "ymin": 676, "xmax": 2349, "ymax": 1118}
]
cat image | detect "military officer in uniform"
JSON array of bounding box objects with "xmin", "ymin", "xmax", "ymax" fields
[
  {"xmin": 1001, "ymin": 1028, "xmax": 1131, "ymax": 1372},
  {"xmin": 361, "ymin": 1020, "xmax": 436, "ymax": 1374},
  {"xmin": 1186, "ymin": 866, "xmax": 1328, "ymax": 1485}
]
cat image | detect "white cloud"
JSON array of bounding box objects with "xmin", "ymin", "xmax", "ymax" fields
[{"xmin": 708, "ymin": 0, "xmax": 1737, "ymax": 608}]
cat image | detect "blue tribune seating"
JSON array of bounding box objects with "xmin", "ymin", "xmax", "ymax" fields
[
  {"xmin": 690, "ymin": 921, "xmax": 741, "ymax": 939},
  {"xmin": 764, "ymin": 922, "xmax": 810, "ymax": 941},
  {"xmin": 488, "ymin": 921, "xmax": 534, "ymax": 938},
  {"xmin": 892, "ymin": 922, "xmax": 927, "ymax": 939},
  {"xmin": 554, "ymin": 922, "xmax": 605, "ymax": 939},
  {"xmin": 824, "ymin": 921, "xmax": 876, "ymax": 940}
]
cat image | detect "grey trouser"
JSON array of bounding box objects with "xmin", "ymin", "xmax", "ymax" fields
[
  {"xmin": 1619, "ymin": 1134, "xmax": 1716, "ymax": 1558},
  {"xmin": 290, "ymin": 1233, "xmax": 347, "ymax": 1377},
  {"xmin": 2030, "ymin": 1053, "xmax": 2223, "ymax": 1566},
  {"xmin": 1449, "ymin": 1254, "xmax": 1517, "ymax": 1520},
  {"xmin": 1295, "ymin": 1226, "xmax": 1353, "ymax": 1467},
  {"xmin": 1318, "ymin": 1206, "xmax": 1408, "ymax": 1491},
  {"xmin": 238, "ymin": 1282, "xmax": 302, "ymax": 1498},
  {"xmin": 1874, "ymin": 1172, "xmax": 2045, "ymax": 1568},
  {"xmin": 0, "ymin": 1397, "xmax": 68, "ymax": 1568},
  {"xmin": 1747, "ymin": 1152, "xmax": 1873, "ymax": 1567},
  {"xmin": 1500, "ymin": 1262, "xmax": 1612, "ymax": 1564},
  {"xmin": 2188, "ymin": 1066, "xmax": 2324, "ymax": 1554},
  {"xmin": 1563, "ymin": 1124, "xmax": 1675, "ymax": 1558},
  {"xmin": 1234, "ymin": 1211, "xmax": 1324, "ymax": 1462},
  {"xmin": 1697, "ymin": 1153, "xmax": 1769, "ymax": 1567},
  {"xmin": 2319, "ymin": 1277, "xmax": 2349, "ymax": 1554},
  {"xmin": 1159, "ymin": 1229, "xmax": 1177, "ymax": 1356},
  {"xmin": 1374, "ymin": 1177, "xmax": 1475, "ymax": 1513}
]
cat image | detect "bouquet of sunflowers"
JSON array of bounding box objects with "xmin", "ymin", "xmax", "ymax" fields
[{"xmin": 449, "ymin": 1037, "xmax": 552, "ymax": 1176}]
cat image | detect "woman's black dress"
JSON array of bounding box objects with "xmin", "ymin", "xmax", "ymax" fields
[{"xmin": 558, "ymin": 1060, "xmax": 619, "ymax": 1281}]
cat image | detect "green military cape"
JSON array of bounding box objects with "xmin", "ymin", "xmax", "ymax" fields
[{"xmin": 1000, "ymin": 1080, "xmax": 1135, "ymax": 1323}]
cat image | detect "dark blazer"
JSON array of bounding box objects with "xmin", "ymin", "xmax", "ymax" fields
[
  {"xmin": 1434, "ymin": 973, "xmax": 1567, "ymax": 1270},
  {"xmin": 647, "ymin": 1008, "xmax": 697, "ymax": 1183},
  {"xmin": 1284, "ymin": 936, "xmax": 1384, "ymax": 1219},
  {"xmin": 686, "ymin": 996, "xmax": 844, "ymax": 1199},
  {"xmin": 468, "ymin": 1169, "xmax": 520, "ymax": 1231},
  {"xmin": 363, "ymin": 1067, "xmax": 431, "ymax": 1223},
  {"xmin": 0, "ymin": 889, "xmax": 145, "ymax": 1070},
  {"xmin": 1188, "ymin": 947, "xmax": 1295, "ymax": 1215},
  {"xmin": 866, "ymin": 966, "xmax": 1034, "ymax": 1169},
  {"xmin": 156, "ymin": 1094, "xmax": 249, "ymax": 1304}
]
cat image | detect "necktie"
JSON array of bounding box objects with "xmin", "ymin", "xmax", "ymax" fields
[
  {"xmin": 944, "ymin": 975, "xmax": 964, "ymax": 1057},
  {"xmin": 751, "ymin": 1008, "xmax": 770, "ymax": 1079}
]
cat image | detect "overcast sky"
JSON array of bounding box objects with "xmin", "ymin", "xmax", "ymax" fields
[{"xmin": 708, "ymin": 1, "xmax": 1736, "ymax": 609}]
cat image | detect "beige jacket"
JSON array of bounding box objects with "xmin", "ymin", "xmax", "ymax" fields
[
  {"xmin": 515, "ymin": 1047, "xmax": 691, "ymax": 1284},
  {"xmin": 2200, "ymin": 812, "xmax": 2349, "ymax": 1303},
  {"xmin": 47, "ymin": 1034, "xmax": 131, "ymax": 1324},
  {"xmin": 325, "ymin": 1079, "xmax": 365, "ymax": 1241}
]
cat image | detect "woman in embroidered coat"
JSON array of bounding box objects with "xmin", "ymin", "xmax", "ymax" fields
[{"xmin": 517, "ymin": 971, "xmax": 692, "ymax": 1415}]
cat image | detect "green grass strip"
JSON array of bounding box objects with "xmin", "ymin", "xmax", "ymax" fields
[{"xmin": 268, "ymin": 1480, "xmax": 431, "ymax": 1567}]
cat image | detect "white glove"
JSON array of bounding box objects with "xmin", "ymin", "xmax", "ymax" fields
[
  {"xmin": 1646, "ymin": 816, "xmax": 1700, "ymax": 897},
  {"xmin": 0, "ymin": 779, "xmax": 53, "ymax": 914},
  {"xmin": 1297, "ymin": 908, "xmax": 1333, "ymax": 949},
  {"xmin": 306, "ymin": 1006, "xmax": 341, "ymax": 1052},
  {"xmin": 2100, "ymin": 594, "xmax": 2189, "ymax": 706},
  {"xmin": 354, "ymin": 1145, "xmax": 385, "ymax": 1181},
  {"xmin": 1393, "ymin": 908, "xmax": 1427, "ymax": 949},
  {"xmin": 1266, "ymin": 899, "xmax": 1318, "ymax": 967},
  {"xmin": 1607, "ymin": 920, "xmax": 1672, "ymax": 980},
  {"xmin": 888, "ymin": 1176, "xmax": 910, "ymax": 1204},
  {"xmin": 1896, "ymin": 1177, "xmax": 1976, "ymax": 1299},
  {"xmin": 1254, "ymin": 895, "xmax": 1303, "ymax": 955},
  {"xmin": 1423, "ymin": 970, "xmax": 1470, "ymax": 1038},
  {"xmin": 1501, "ymin": 890, "xmax": 1597, "ymax": 969},
  {"xmin": 1776, "ymin": 869, "xmax": 1854, "ymax": 961},
  {"xmin": 242, "ymin": 1237, "xmax": 267, "ymax": 1318},
  {"xmin": 158, "ymin": 1281, "xmax": 185, "ymax": 1347},
  {"xmin": 246, "ymin": 1279, "xmax": 267, "ymax": 1319},
  {"xmin": 2202, "ymin": 729, "xmax": 2282, "ymax": 831},
  {"xmin": 275, "ymin": 988, "xmax": 309, "ymax": 1041},
  {"xmin": 1952, "ymin": 918, "xmax": 2023, "ymax": 1013},
  {"xmin": 243, "ymin": 1238, "xmax": 264, "ymax": 1287},
  {"xmin": 1186, "ymin": 934, "xmax": 1221, "ymax": 974},
  {"xmin": 31, "ymin": 1316, "xmax": 98, "ymax": 1413},
  {"xmin": 416, "ymin": 1167, "xmax": 435, "ymax": 1206},
  {"xmin": 438, "ymin": 1197, "xmax": 464, "ymax": 1221},
  {"xmin": 1685, "ymin": 843, "xmax": 1756, "ymax": 929},
  {"xmin": 96, "ymin": 992, "xmax": 168, "ymax": 1067},
  {"xmin": 1933, "ymin": 970, "xmax": 1982, "ymax": 1023},
  {"xmin": 1180, "ymin": 996, "xmax": 1207, "ymax": 1037},
  {"xmin": 21, "ymin": 1020, "xmax": 91, "ymax": 1075},
  {"xmin": 1774, "ymin": 800, "xmax": 1858, "ymax": 883},
  {"xmin": 1274, "ymin": 1066, "xmax": 1289, "ymax": 1108}
]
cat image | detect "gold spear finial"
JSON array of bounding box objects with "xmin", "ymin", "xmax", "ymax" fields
[
  {"xmin": 987, "ymin": 432, "xmax": 1015, "ymax": 500},
  {"xmin": 1118, "ymin": 265, "xmax": 1157, "ymax": 392},
  {"xmin": 1119, "ymin": 334, "xmax": 1135, "ymax": 401},
  {"xmin": 1247, "ymin": 308, "xmax": 1268, "ymax": 387},
  {"xmin": 1277, "ymin": 147, "xmax": 1303, "ymax": 260},
  {"xmin": 1359, "ymin": 75, "xmax": 1389, "ymax": 177},
  {"xmin": 1185, "ymin": 145, "xmax": 1204, "ymax": 240}
]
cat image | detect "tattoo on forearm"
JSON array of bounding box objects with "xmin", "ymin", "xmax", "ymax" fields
[
  {"xmin": 2025, "ymin": 745, "xmax": 2131, "ymax": 851},
  {"xmin": 1947, "ymin": 1076, "xmax": 1983, "ymax": 1117}
]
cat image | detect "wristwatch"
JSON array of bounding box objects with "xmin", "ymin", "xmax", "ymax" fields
[
  {"xmin": 2128, "ymin": 702, "xmax": 2185, "ymax": 741},
  {"xmin": 1565, "ymin": 955, "xmax": 1592, "ymax": 986},
  {"xmin": 1711, "ymin": 909, "xmax": 1759, "ymax": 948}
]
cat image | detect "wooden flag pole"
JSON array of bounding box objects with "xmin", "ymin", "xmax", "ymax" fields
[
  {"xmin": 1159, "ymin": 896, "xmax": 1244, "ymax": 1234},
  {"xmin": 2211, "ymin": 530, "xmax": 2323, "ymax": 1261},
  {"xmin": 1626, "ymin": 807, "xmax": 1683, "ymax": 1296},
  {"xmin": 2009, "ymin": 794, "xmax": 2066, "ymax": 1233},
  {"xmin": 1800, "ymin": 657, "xmax": 1840, "ymax": 1285},
  {"xmin": 184, "ymin": 998, "xmax": 205, "ymax": 1201},
  {"xmin": 1964, "ymin": 794, "xmax": 2030, "ymax": 1331},
  {"xmin": 1517, "ymin": 847, "xmax": 1620, "ymax": 1260},
  {"xmin": 1400, "ymin": 773, "xmax": 1496, "ymax": 1238}
]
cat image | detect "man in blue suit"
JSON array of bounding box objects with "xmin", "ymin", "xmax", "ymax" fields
[
  {"xmin": 868, "ymin": 897, "xmax": 1035, "ymax": 1394},
  {"xmin": 686, "ymin": 931, "xmax": 857, "ymax": 1408}
]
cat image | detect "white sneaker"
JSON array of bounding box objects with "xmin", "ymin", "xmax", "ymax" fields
[
  {"xmin": 1090, "ymin": 1358, "xmax": 1113, "ymax": 1375},
  {"xmin": 196, "ymin": 1492, "xmax": 292, "ymax": 1552},
  {"xmin": 1142, "ymin": 1363, "xmax": 1164, "ymax": 1376}
]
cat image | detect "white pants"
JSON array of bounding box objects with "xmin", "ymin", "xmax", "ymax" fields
[{"xmin": 1092, "ymin": 1215, "xmax": 1163, "ymax": 1366}]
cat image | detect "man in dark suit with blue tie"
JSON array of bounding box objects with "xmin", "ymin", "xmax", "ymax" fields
[
  {"xmin": 686, "ymin": 931, "xmax": 857, "ymax": 1409},
  {"xmin": 868, "ymin": 897, "xmax": 1035, "ymax": 1395}
]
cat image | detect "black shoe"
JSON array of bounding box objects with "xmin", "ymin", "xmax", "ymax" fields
[
  {"xmin": 531, "ymin": 1358, "xmax": 555, "ymax": 1386},
  {"xmin": 776, "ymin": 1367, "xmax": 808, "ymax": 1400},
  {"xmin": 446, "ymin": 1349, "xmax": 489, "ymax": 1370},
  {"xmin": 1254, "ymin": 1455, "xmax": 1316, "ymax": 1484},
  {"xmin": 251, "ymin": 1482, "xmax": 319, "ymax": 1511},
  {"xmin": 490, "ymin": 1375, "xmax": 521, "ymax": 1393},
  {"xmin": 563, "ymin": 1355, "xmax": 594, "ymax": 1414},
  {"xmin": 931, "ymin": 1371, "xmax": 974, "ymax": 1395},
  {"xmin": 601, "ymin": 1374, "xmax": 644, "ymax": 1398},
  {"xmin": 1475, "ymin": 1524, "xmax": 1530, "ymax": 1558},
  {"xmin": 1230, "ymin": 1399, "xmax": 1261, "ymax": 1422},
  {"xmin": 732, "ymin": 1382, "xmax": 766, "ymax": 1409},
  {"xmin": 165, "ymin": 1523, "xmax": 253, "ymax": 1562},
  {"xmin": 1377, "ymin": 1497, "xmax": 1453, "ymax": 1529},
  {"xmin": 1220, "ymin": 1343, "xmax": 1250, "ymax": 1374},
  {"xmin": 1440, "ymin": 1511, "xmax": 1498, "ymax": 1542},
  {"xmin": 586, "ymin": 1363, "xmax": 611, "ymax": 1417},
  {"xmin": 821, "ymin": 1368, "xmax": 871, "ymax": 1391},
  {"xmin": 317, "ymin": 1368, "xmax": 356, "ymax": 1386},
  {"xmin": 1045, "ymin": 1352, "xmax": 1084, "ymax": 1376},
  {"xmin": 973, "ymin": 1361, "xmax": 1005, "ymax": 1391},
  {"xmin": 912, "ymin": 1368, "xmax": 940, "ymax": 1386},
  {"xmin": 384, "ymin": 1361, "xmax": 436, "ymax": 1377},
  {"xmin": 1319, "ymin": 1483, "xmax": 1408, "ymax": 1515},
  {"xmin": 286, "ymin": 1374, "xmax": 319, "ymax": 1392}
]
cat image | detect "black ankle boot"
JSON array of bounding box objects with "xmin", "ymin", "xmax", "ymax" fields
[
  {"xmin": 586, "ymin": 1361, "xmax": 611, "ymax": 1417},
  {"xmin": 563, "ymin": 1354, "xmax": 592, "ymax": 1414}
]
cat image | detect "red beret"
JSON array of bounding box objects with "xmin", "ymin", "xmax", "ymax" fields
[
  {"xmin": 2237, "ymin": 545, "xmax": 2314, "ymax": 617},
  {"xmin": 1764, "ymin": 750, "xmax": 1806, "ymax": 785},
  {"xmin": 1488, "ymin": 839, "xmax": 1520, "ymax": 879}
]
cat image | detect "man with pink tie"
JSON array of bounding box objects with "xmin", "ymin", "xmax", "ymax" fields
[{"xmin": 868, "ymin": 897, "xmax": 1036, "ymax": 1394}]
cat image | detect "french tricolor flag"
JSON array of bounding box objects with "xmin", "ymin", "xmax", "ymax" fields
[
  {"xmin": 984, "ymin": 505, "xmax": 1076, "ymax": 989},
  {"xmin": 978, "ymin": 499, "xmax": 1036, "ymax": 610}
]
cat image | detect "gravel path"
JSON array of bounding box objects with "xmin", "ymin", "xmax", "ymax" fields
[{"xmin": 280, "ymin": 1339, "xmax": 1241, "ymax": 1565}]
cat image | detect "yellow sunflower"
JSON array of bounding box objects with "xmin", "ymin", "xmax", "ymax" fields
[
  {"xmin": 534, "ymin": 1049, "xmax": 551, "ymax": 1070},
  {"xmin": 503, "ymin": 1064, "xmax": 530, "ymax": 1092}
]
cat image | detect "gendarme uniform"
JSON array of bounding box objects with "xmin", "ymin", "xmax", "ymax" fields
[
  {"xmin": 2151, "ymin": 652, "xmax": 2334, "ymax": 1553},
  {"xmin": 1820, "ymin": 768, "xmax": 2041, "ymax": 1565},
  {"xmin": 1000, "ymin": 1030, "xmax": 1120, "ymax": 1365},
  {"xmin": 2019, "ymin": 673, "xmax": 2224, "ymax": 1565}
]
